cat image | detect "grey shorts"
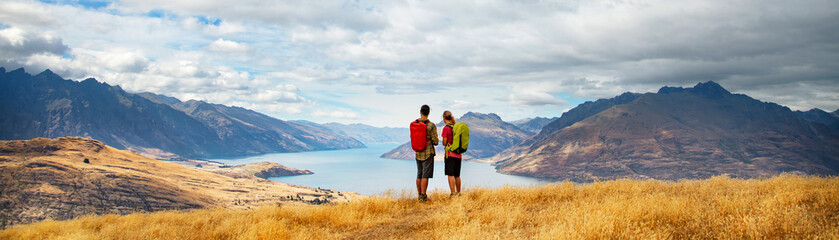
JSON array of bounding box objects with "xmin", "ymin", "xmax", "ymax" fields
[{"xmin": 416, "ymin": 155, "xmax": 434, "ymax": 179}]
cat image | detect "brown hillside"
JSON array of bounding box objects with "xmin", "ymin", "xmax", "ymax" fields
[
  {"xmin": 2, "ymin": 175, "xmax": 837, "ymax": 239},
  {"xmin": 0, "ymin": 137, "xmax": 362, "ymax": 228},
  {"xmin": 496, "ymin": 82, "xmax": 839, "ymax": 181}
]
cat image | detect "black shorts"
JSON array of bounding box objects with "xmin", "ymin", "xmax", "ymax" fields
[
  {"xmin": 445, "ymin": 156, "xmax": 462, "ymax": 177},
  {"xmin": 416, "ymin": 155, "xmax": 434, "ymax": 179}
]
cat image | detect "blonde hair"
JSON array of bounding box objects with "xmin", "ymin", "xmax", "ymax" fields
[{"xmin": 442, "ymin": 111, "xmax": 455, "ymax": 124}]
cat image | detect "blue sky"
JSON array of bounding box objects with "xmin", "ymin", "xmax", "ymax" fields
[{"xmin": 1, "ymin": 0, "xmax": 837, "ymax": 127}]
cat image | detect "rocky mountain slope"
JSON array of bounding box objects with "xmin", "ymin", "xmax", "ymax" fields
[
  {"xmin": 0, "ymin": 68, "xmax": 362, "ymax": 159},
  {"xmin": 0, "ymin": 137, "xmax": 361, "ymax": 228},
  {"xmin": 488, "ymin": 92, "xmax": 641, "ymax": 164},
  {"xmin": 381, "ymin": 112, "xmax": 534, "ymax": 160},
  {"xmin": 494, "ymin": 82, "xmax": 839, "ymax": 181},
  {"xmin": 145, "ymin": 95, "xmax": 365, "ymax": 155},
  {"xmin": 794, "ymin": 108, "xmax": 839, "ymax": 132},
  {"xmin": 510, "ymin": 117, "xmax": 559, "ymax": 134}
]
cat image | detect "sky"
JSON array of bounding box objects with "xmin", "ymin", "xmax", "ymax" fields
[{"xmin": 0, "ymin": 0, "xmax": 837, "ymax": 127}]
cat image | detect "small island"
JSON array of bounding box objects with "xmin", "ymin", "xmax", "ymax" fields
[{"xmin": 178, "ymin": 160, "xmax": 314, "ymax": 179}]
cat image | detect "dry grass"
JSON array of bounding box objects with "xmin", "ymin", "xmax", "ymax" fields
[{"xmin": 2, "ymin": 174, "xmax": 837, "ymax": 239}]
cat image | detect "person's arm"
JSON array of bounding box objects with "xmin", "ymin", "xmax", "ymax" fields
[{"xmin": 441, "ymin": 127, "xmax": 449, "ymax": 147}]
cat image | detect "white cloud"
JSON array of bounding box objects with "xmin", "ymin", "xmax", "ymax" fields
[
  {"xmin": 446, "ymin": 99, "xmax": 483, "ymax": 110},
  {"xmin": 0, "ymin": 27, "xmax": 67, "ymax": 59},
  {"xmin": 1, "ymin": 0, "xmax": 837, "ymax": 127},
  {"xmin": 251, "ymin": 84, "xmax": 305, "ymax": 103},
  {"xmin": 311, "ymin": 110, "xmax": 360, "ymax": 119},
  {"xmin": 0, "ymin": 1, "xmax": 57, "ymax": 27},
  {"xmin": 206, "ymin": 38, "xmax": 250, "ymax": 53},
  {"xmin": 508, "ymin": 91, "xmax": 567, "ymax": 107}
]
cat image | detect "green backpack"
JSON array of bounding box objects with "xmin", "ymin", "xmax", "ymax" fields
[{"xmin": 445, "ymin": 122, "xmax": 469, "ymax": 154}]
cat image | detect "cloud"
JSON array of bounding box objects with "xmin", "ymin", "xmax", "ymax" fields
[
  {"xmin": 0, "ymin": 1, "xmax": 58, "ymax": 27},
  {"xmin": 311, "ymin": 110, "xmax": 360, "ymax": 119},
  {"xmin": 444, "ymin": 99, "xmax": 483, "ymax": 110},
  {"xmin": 181, "ymin": 17, "xmax": 246, "ymax": 36},
  {"xmin": 0, "ymin": 27, "xmax": 68, "ymax": 59},
  {"xmin": 206, "ymin": 38, "xmax": 250, "ymax": 53},
  {"xmin": 97, "ymin": 49, "xmax": 149, "ymax": 73},
  {"xmin": 251, "ymin": 84, "xmax": 306, "ymax": 103},
  {"xmin": 508, "ymin": 91, "xmax": 568, "ymax": 107},
  {"xmin": 2, "ymin": 0, "xmax": 837, "ymax": 127},
  {"xmin": 118, "ymin": 0, "xmax": 388, "ymax": 31}
]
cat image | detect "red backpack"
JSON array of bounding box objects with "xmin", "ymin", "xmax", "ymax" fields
[{"xmin": 410, "ymin": 119, "xmax": 429, "ymax": 152}]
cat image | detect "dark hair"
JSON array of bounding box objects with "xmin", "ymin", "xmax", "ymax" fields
[
  {"xmin": 420, "ymin": 105, "xmax": 430, "ymax": 116},
  {"xmin": 443, "ymin": 110, "xmax": 455, "ymax": 124}
]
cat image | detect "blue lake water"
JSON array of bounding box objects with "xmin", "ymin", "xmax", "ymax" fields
[{"xmin": 208, "ymin": 143, "xmax": 547, "ymax": 196}]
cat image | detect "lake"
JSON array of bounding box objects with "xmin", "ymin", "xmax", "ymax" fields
[{"xmin": 208, "ymin": 143, "xmax": 548, "ymax": 196}]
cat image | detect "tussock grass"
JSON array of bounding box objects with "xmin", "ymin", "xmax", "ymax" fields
[{"xmin": 2, "ymin": 174, "xmax": 837, "ymax": 239}]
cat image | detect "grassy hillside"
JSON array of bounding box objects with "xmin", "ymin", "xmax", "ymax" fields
[
  {"xmin": 0, "ymin": 137, "xmax": 361, "ymax": 227},
  {"xmin": 2, "ymin": 175, "xmax": 837, "ymax": 239}
]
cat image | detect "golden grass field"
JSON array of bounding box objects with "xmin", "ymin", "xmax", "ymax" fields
[{"xmin": 2, "ymin": 174, "xmax": 837, "ymax": 239}]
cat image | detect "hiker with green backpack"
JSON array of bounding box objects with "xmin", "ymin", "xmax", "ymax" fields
[{"xmin": 442, "ymin": 110, "xmax": 469, "ymax": 197}]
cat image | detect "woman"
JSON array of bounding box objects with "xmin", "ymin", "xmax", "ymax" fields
[{"xmin": 441, "ymin": 110, "xmax": 462, "ymax": 197}]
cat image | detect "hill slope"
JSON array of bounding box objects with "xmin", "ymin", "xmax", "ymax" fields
[
  {"xmin": 488, "ymin": 92, "xmax": 641, "ymax": 164},
  {"xmin": 795, "ymin": 108, "xmax": 839, "ymax": 132},
  {"xmin": 0, "ymin": 68, "xmax": 362, "ymax": 159},
  {"xmin": 381, "ymin": 112, "xmax": 534, "ymax": 160},
  {"xmin": 169, "ymin": 99, "xmax": 364, "ymax": 155},
  {"xmin": 495, "ymin": 82, "xmax": 839, "ymax": 181},
  {"xmin": 2, "ymin": 175, "xmax": 836, "ymax": 238},
  {"xmin": 0, "ymin": 137, "xmax": 361, "ymax": 227}
]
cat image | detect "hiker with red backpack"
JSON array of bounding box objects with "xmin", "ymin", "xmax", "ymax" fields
[{"xmin": 411, "ymin": 105, "xmax": 438, "ymax": 202}]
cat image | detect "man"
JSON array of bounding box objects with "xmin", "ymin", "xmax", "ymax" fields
[{"xmin": 414, "ymin": 104, "xmax": 438, "ymax": 202}]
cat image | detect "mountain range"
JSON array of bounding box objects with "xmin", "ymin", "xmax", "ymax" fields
[
  {"xmin": 492, "ymin": 81, "xmax": 839, "ymax": 181},
  {"xmin": 510, "ymin": 117, "xmax": 559, "ymax": 134},
  {"xmin": 0, "ymin": 68, "xmax": 364, "ymax": 159},
  {"xmin": 381, "ymin": 112, "xmax": 535, "ymax": 160},
  {"xmin": 292, "ymin": 121, "xmax": 407, "ymax": 144},
  {"xmin": 794, "ymin": 108, "xmax": 839, "ymax": 132}
]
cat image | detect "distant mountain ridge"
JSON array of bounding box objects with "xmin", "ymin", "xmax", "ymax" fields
[
  {"xmin": 510, "ymin": 117, "xmax": 558, "ymax": 134},
  {"xmin": 794, "ymin": 108, "xmax": 839, "ymax": 132},
  {"xmin": 291, "ymin": 121, "xmax": 407, "ymax": 144},
  {"xmin": 381, "ymin": 112, "xmax": 534, "ymax": 160},
  {"xmin": 494, "ymin": 81, "xmax": 839, "ymax": 181},
  {"xmin": 488, "ymin": 92, "xmax": 642, "ymax": 164},
  {"xmin": 0, "ymin": 68, "xmax": 363, "ymax": 159}
]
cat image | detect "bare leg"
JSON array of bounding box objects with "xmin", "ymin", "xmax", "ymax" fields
[
  {"xmin": 416, "ymin": 178, "xmax": 422, "ymax": 194},
  {"xmin": 420, "ymin": 178, "xmax": 429, "ymax": 195},
  {"xmin": 455, "ymin": 177, "xmax": 462, "ymax": 193},
  {"xmin": 448, "ymin": 176, "xmax": 456, "ymax": 194}
]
